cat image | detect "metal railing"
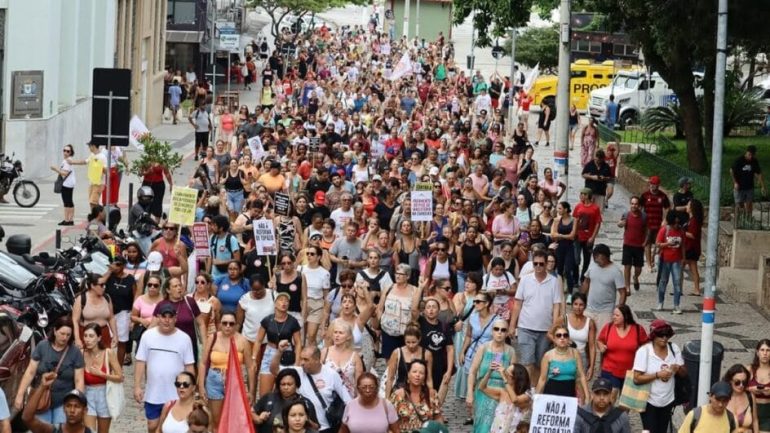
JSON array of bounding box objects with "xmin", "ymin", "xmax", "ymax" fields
[{"xmin": 735, "ymin": 202, "xmax": 770, "ymax": 231}]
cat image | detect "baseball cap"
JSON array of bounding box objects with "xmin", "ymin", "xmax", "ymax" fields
[
  {"xmin": 147, "ymin": 251, "xmax": 163, "ymax": 272},
  {"xmin": 157, "ymin": 303, "xmax": 177, "ymax": 316},
  {"xmin": 580, "ymin": 188, "xmax": 593, "ymax": 196},
  {"xmin": 710, "ymin": 381, "xmax": 733, "ymax": 399},
  {"xmin": 309, "ymin": 232, "xmax": 322, "ymax": 240},
  {"xmin": 63, "ymin": 389, "xmax": 87, "ymax": 406},
  {"xmin": 314, "ymin": 191, "xmax": 326, "ymax": 205},
  {"xmin": 275, "ymin": 292, "xmax": 291, "ymax": 302},
  {"xmin": 592, "ymin": 377, "xmax": 613, "ymax": 392},
  {"xmin": 429, "ymin": 167, "xmax": 439, "ymax": 176},
  {"xmin": 678, "ymin": 176, "xmax": 692, "ymax": 187},
  {"xmin": 412, "ymin": 421, "xmax": 449, "ymax": 433},
  {"xmin": 649, "ymin": 175, "xmax": 661, "ymax": 185},
  {"xmin": 372, "ymin": 174, "xmax": 383, "ymax": 182}
]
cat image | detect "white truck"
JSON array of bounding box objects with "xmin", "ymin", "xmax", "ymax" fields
[{"xmin": 588, "ymin": 70, "xmax": 703, "ymax": 129}]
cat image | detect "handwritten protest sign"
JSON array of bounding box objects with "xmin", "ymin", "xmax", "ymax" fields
[
  {"xmin": 253, "ymin": 218, "xmax": 277, "ymax": 256},
  {"xmin": 528, "ymin": 394, "xmax": 577, "ymax": 433},
  {"xmin": 168, "ymin": 187, "xmax": 198, "ymax": 226},
  {"xmin": 192, "ymin": 222, "xmax": 210, "ymax": 258},
  {"xmin": 274, "ymin": 192, "xmax": 291, "ymax": 216},
  {"xmin": 410, "ymin": 182, "xmax": 433, "ymax": 222}
]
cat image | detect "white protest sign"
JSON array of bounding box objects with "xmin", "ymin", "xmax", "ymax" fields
[
  {"xmin": 528, "ymin": 394, "xmax": 578, "ymax": 433},
  {"xmin": 410, "ymin": 182, "xmax": 433, "ymax": 222},
  {"xmin": 253, "ymin": 218, "xmax": 277, "ymax": 256},
  {"xmin": 129, "ymin": 115, "xmax": 149, "ymax": 151},
  {"xmin": 248, "ymin": 135, "xmax": 265, "ymax": 162}
]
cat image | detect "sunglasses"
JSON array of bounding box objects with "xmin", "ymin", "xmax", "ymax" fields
[
  {"xmin": 195, "ymin": 280, "xmax": 207, "ymax": 285},
  {"xmin": 281, "ymin": 261, "xmax": 293, "ymax": 265},
  {"xmin": 174, "ymin": 381, "xmax": 192, "ymax": 389},
  {"xmin": 533, "ymin": 262, "xmax": 546, "ymax": 267},
  {"xmin": 733, "ymin": 380, "xmax": 748, "ymax": 386},
  {"xmin": 340, "ymin": 283, "xmax": 354, "ymax": 288},
  {"xmin": 221, "ymin": 321, "xmax": 236, "ymax": 327},
  {"xmin": 473, "ymin": 300, "xmax": 487, "ymax": 304},
  {"xmin": 146, "ymin": 283, "xmax": 160, "ymax": 288},
  {"xmin": 555, "ymin": 333, "xmax": 569, "ymax": 339},
  {"xmin": 436, "ymin": 247, "xmax": 446, "ymax": 252},
  {"xmin": 92, "ymin": 282, "xmax": 105, "ymax": 287},
  {"xmin": 654, "ymin": 332, "xmax": 674, "ymax": 339},
  {"xmin": 63, "ymin": 149, "xmax": 72, "ymax": 154},
  {"xmin": 164, "ymin": 227, "xmax": 178, "ymax": 231},
  {"xmin": 493, "ymin": 327, "xmax": 507, "ymax": 332},
  {"xmin": 395, "ymin": 272, "xmax": 407, "ymax": 276}
]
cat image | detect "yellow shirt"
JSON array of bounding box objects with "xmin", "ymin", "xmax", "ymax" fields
[
  {"xmin": 677, "ymin": 406, "xmax": 733, "ymax": 433},
  {"xmin": 86, "ymin": 153, "xmax": 106, "ymax": 185}
]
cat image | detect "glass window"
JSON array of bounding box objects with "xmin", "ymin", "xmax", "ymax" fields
[
  {"xmin": 168, "ymin": 0, "xmax": 196, "ymax": 25},
  {"xmin": 593, "ymin": 74, "xmax": 603, "ymax": 79},
  {"xmin": 589, "ymin": 42, "xmax": 601, "ymax": 53},
  {"xmin": 571, "ymin": 70, "xmax": 587, "ymax": 79}
]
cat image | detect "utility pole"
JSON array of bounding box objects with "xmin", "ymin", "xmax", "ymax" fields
[
  {"xmin": 507, "ymin": 27, "xmax": 517, "ymax": 135},
  {"xmin": 210, "ymin": 4, "xmax": 217, "ymax": 145},
  {"xmin": 403, "ymin": 0, "xmax": 410, "ymax": 39},
  {"xmin": 699, "ymin": 0, "xmax": 728, "ymax": 406},
  {"xmin": 468, "ymin": 11, "xmax": 475, "ymax": 74},
  {"xmin": 415, "ymin": 0, "xmax": 420, "ymax": 39},
  {"xmin": 554, "ymin": 0, "xmax": 571, "ymax": 193}
]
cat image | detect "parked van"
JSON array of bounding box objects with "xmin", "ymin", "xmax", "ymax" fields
[
  {"xmin": 588, "ymin": 70, "xmax": 703, "ymax": 128},
  {"xmin": 529, "ymin": 60, "xmax": 627, "ymax": 110}
]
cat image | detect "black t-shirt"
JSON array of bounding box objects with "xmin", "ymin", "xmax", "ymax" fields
[
  {"xmin": 418, "ymin": 316, "xmax": 454, "ymax": 376},
  {"xmin": 582, "ymin": 161, "xmax": 613, "ymax": 196},
  {"xmin": 306, "ymin": 178, "xmax": 332, "ymax": 197},
  {"xmin": 672, "ymin": 190, "xmax": 693, "ymax": 223},
  {"xmin": 253, "ymin": 392, "xmax": 318, "ymax": 433},
  {"xmin": 732, "ymin": 156, "xmax": 761, "ymax": 190},
  {"xmin": 375, "ymin": 201, "xmax": 397, "ymax": 231},
  {"xmin": 260, "ymin": 313, "xmax": 301, "ymax": 344},
  {"xmin": 105, "ymin": 273, "xmax": 136, "ymax": 313}
]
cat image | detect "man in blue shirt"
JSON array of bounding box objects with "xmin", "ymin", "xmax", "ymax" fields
[
  {"xmin": 167, "ymin": 79, "xmax": 182, "ymax": 125},
  {"xmin": 605, "ymin": 94, "xmax": 618, "ymax": 130}
]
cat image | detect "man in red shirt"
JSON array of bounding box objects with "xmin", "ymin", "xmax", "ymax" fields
[
  {"xmin": 640, "ymin": 175, "xmax": 670, "ymax": 272},
  {"xmin": 573, "ymin": 188, "xmax": 603, "ymax": 282},
  {"xmin": 655, "ymin": 212, "xmax": 685, "ymax": 313},
  {"xmin": 618, "ymin": 196, "xmax": 648, "ymax": 294}
]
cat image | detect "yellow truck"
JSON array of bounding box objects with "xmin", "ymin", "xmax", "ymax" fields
[{"xmin": 529, "ymin": 60, "xmax": 630, "ymax": 110}]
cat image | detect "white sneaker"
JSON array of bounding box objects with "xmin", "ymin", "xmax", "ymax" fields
[
  {"xmin": 566, "ymin": 294, "xmax": 572, "ymax": 305},
  {"xmin": 672, "ymin": 308, "xmax": 682, "ymax": 315},
  {"xmin": 655, "ymin": 303, "xmax": 664, "ymax": 311}
]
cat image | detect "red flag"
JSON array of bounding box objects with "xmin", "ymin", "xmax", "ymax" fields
[{"xmin": 217, "ymin": 338, "xmax": 256, "ymax": 433}]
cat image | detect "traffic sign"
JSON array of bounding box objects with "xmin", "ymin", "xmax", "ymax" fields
[{"xmin": 491, "ymin": 45, "xmax": 504, "ymax": 59}]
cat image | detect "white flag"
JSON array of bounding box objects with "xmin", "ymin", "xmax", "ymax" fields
[
  {"xmin": 523, "ymin": 63, "xmax": 540, "ymax": 94},
  {"xmin": 388, "ymin": 52, "xmax": 412, "ymax": 81},
  {"xmin": 129, "ymin": 115, "xmax": 149, "ymax": 151}
]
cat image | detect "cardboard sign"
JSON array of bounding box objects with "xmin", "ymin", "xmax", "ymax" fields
[
  {"xmin": 253, "ymin": 218, "xmax": 277, "ymax": 256},
  {"xmin": 168, "ymin": 187, "xmax": 198, "ymax": 226},
  {"xmin": 274, "ymin": 192, "xmax": 291, "ymax": 216},
  {"xmin": 410, "ymin": 182, "xmax": 433, "ymax": 222},
  {"xmin": 308, "ymin": 136, "xmax": 321, "ymax": 152},
  {"xmin": 247, "ymin": 135, "xmax": 264, "ymax": 162},
  {"xmin": 528, "ymin": 394, "xmax": 578, "ymax": 433},
  {"xmin": 192, "ymin": 222, "xmax": 210, "ymax": 258}
]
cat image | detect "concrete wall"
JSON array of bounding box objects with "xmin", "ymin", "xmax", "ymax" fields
[
  {"xmin": 731, "ymin": 230, "xmax": 770, "ymax": 269},
  {"xmin": 2, "ymin": 0, "xmax": 117, "ymax": 178},
  {"xmin": 392, "ymin": 0, "xmax": 452, "ymax": 41}
]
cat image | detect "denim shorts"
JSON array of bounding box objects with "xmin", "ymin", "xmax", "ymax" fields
[
  {"xmin": 517, "ymin": 328, "xmax": 551, "ymax": 366},
  {"xmin": 260, "ymin": 346, "xmax": 279, "ymax": 374},
  {"xmin": 600, "ymin": 370, "xmax": 625, "ymax": 389},
  {"xmin": 86, "ymin": 385, "xmax": 110, "ymax": 417},
  {"xmin": 226, "ymin": 190, "xmax": 244, "ymax": 213},
  {"xmin": 205, "ymin": 368, "xmax": 225, "ymax": 400},
  {"xmin": 36, "ymin": 405, "xmax": 65, "ymax": 424},
  {"xmin": 145, "ymin": 402, "xmax": 165, "ymax": 420}
]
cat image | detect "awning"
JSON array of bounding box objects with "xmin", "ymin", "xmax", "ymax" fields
[{"xmin": 166, "ymin": 30, "xmax": 203, "ymax": 44}]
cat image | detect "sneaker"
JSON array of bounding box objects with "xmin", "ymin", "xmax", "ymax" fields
[
  {"xmin": 545, "ymin": 142, "xmax": 550, "ymax": 146},
  {"xmin": 672, "ymin": 308, "xmax": 683, "ymax": 315},
  {"xmin": 62, "ymin": 221, "xmax": 74, "ymax": 226},
  {"xmin": 633, "ymin": 280, "xmax": 640, "ymax": 291},
  {"xmin": 654, "ymin": 303, "xmax": 664, "ymax": 311},
  {"xmin": 566, "ymin": 294, "xmax": 572, "ymax": 305}
]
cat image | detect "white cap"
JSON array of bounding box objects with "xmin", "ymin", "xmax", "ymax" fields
[
  {"xmin": 372, "ymin": 174, "xmax": 383, "ymax": 181},
  {"xmin": 147, "ymin": 251, "xmax": 163, "ymax": 272},
  {"xmin": 429, "ymin": 166, "xmax": 439, "ymax": 176}
]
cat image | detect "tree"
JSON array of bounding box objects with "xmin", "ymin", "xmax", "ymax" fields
[
  {"xmin": 246, "ymin": 0, "xmax": 367, "ymax": 41},
  {"xmin": 452, "ymin": 0, "xmax": 558, "ymax": 48},
  {"xmin": 504, "ymin": 25, "xmax": 558, "ymax": 70}
]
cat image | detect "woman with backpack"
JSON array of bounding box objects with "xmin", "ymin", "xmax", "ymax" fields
[
  {"xmin": 597, "ymin": 304, "xmax": 649, "ymax": 403},
  {"xmin": 421, "ymin": 239, "xmax": 457, "ymax": 293},
  {"xmin": 356, "ymin": 250, "xmax": 393, "ymax": 306},
  {"xmin": 73, "ymin": 273, "xmax": 119, "ymax": 350}
]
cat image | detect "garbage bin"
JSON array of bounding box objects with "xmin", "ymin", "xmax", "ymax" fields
[
  {"xmin": 682, "ymin": 340, "xmax": 724, "ymax": 409},
  {"xmin": 467, "ymin": 55, "xmax": 475, "ymax": 71}
]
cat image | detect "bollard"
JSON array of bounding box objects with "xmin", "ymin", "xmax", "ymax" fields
[
  {"xmin": 55, "ymin": 229, "xmax": 62, "ymax": 250},
  {"xmin": 128, "ymin": 182, "xmax": 134, "ymax": 212}
]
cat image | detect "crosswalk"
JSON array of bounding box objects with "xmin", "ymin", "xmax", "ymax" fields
[{"xmin": 0, "ymin": 202, "xmax": 58, "ymax": 222}]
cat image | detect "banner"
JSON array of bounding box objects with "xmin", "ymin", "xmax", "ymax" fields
[
  {"xmin": 410, "ymin": 182, "xmax": 433, "ymax": 222},
  {"xmin": 528, "ymin": 394, "xmax": 577, "ymax": 433},
  {"xmin": 217, "ymin": 339, "xmax": 256, "ymax": 433},
  {"xmin": 388, "ymin": 51, "xmax": 412, "ymax": 81},
  {"xmin": 247, "ymin": 135, "xmax": 264, "ymax": 162},
  {"xmin": 168, "ymin": 187, "xmax": 198, "ymax": 226},
  {"xmin": 253, "ymin": 218, "xmax": 277, "ymax": 256},
  {"xmin": 192, "ymin": 222, "xmax": 210, "ymax": 258},
  {"xmin": 524, "ymin": 63, "xmax": 540, "ymax": 94},
  {"xmin": 129, "ymin": 115, "xmax": 149, "ymax": 151},
  {"xmin": 274, "ymin": 192, "xmax": 291, "ymax": 216}
]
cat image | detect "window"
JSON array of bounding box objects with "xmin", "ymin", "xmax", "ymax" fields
[
  {"xmin": 571, "ymin": 70, "xmax": 587, "ymax": 79},
  {"xmin": 639, "ymin": 80, "xmax": 656, "ymax": 90},
  {"xmin": 168, "ymin": 0, "xmax": 196, "ymax": 25},
  {"xmin": 574, "ymin": 40, "xmax": 590, "ymax": 52},
  {"xmin": 589, "ymin": 42, "xmax": 601, "ymax": 53},
  {"xmin": 593, "ymin": 74, "xmax": 603, "ymax": 79}
]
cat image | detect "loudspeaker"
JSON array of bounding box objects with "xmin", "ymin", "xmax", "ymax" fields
[{"xmin": 91, "ymin": 68, "xmax": 131, "ymax": 147}]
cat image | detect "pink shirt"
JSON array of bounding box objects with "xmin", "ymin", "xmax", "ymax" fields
[
  {"xmin": 342, "ymin": 398, "xmax": 398, "ymax": 433},
  {"xmin": 492, "ymin": 213, "xmax": 518, "ymax": 238},
  {"xmin": 133, "ymin": 296, "xmax": 160, "ymax": 321},
  {"xmin": 469, "ymin": 173, "xmax": 489, "ymax": 196}
]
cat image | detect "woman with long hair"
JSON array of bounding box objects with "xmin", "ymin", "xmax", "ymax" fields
[
  {"xmin": 392, "ymin": 220, "xmax": 423, "ymax": 287},
  {"xmin": 251, "ymin": 369, "xmax": 319, "ymax": 433},
  {"xmin": 274, "ymin": 203, "xmax": 302, "ymax": 256},
  {"xmin": 356, "ymin": 250, "xmax": 393, "ymax": 306},
  {"xmin": 539, "ymin": 167, "xmax": 566, "ymax": 204},
  {"xmin": 581, "ymin": 117, "xmax": 598, "ymax": 167},
  {"xmin": 131, "ymin": 273, "xmax": 163, "ymax": 350},
  {"xmin": 300, "ymin": 245, "xmax": 331, "ymax": 348},
  {"xmin": 221, "ymin": 158, "xmax": 246, "ymax": 221},
  {"xmin": 376, "ymin": 263, "xmax": 421, "ymax": 360},
  {"xmin": 157, "ymin": 371, "xmax": 198, "ymax": 433},
  {"xmin": 14, "ymin": 316, "xmax": 85, "ymax": 423},
  {"xmin": 73, "ymin": 273, "xmax": 118, "ymax": 350},
  {"xmin": 199, "ymin": 312, "xmax": 255, "ymax": 430},
  {"xmin": 281, "ymin": 399, "xmax": 318, "ymax": 433},
  {"xmin": 155, "ymin": 277, "xmax": 209, "ymax": 363},
  {"xmin": 51, "ymin": 144, "xmax": 77, "ymax": 225},
  {"xmin": 537, "ymin": 324, "xmax": 588, "ymax": 399},
  {"xmin": 215, "ymin": 261, "xmax": 250, "ymax": 316},
  {"xmin": 483, "ymin": 363, "xmax": 532, "ymax": 433},
  {"xmin": 82, "ymin": 323, "xmax": 124, "ymax": 433},
  {"xmin": 467, "ymin": 318, "xmax": 516, "ymax": 433},
  {"xmin": 553, "ymin": 292, "xmax": 596, "ymax": 380},
  {"xmin": 340, "ymin": 372, "xmax": 399, "ymax": 433},
  {"xmin": 191, "ymin": 272, "xmax": 222, "ymax": 336},
  {"xmin": 384, "ymin": 324, "xmax": 434, "ymax": 398},
  {"xmin": 236, "ymin": 275, "xmax": 275, "ymax": 353},
  {"xmin": 321, "ymin": 319, "xmax": 364, "ymax": 398},
  {"xmin": 551, "ymin": 201, "xmax": 578, "ymax": 301},
  {"xmin": 684, "ymin": 199, "xmax": 704, "ymax": 296},
  {"xmin": 254, "ymin": 293, "xmax": 302, "ymax": 397},
  {"xmin": 328, "ymin": 275, "xmax": 375, "ymax": 369},
  {"xmin": 457, "ymin": 291, "xmax": 495, "ymax": 425},
  {"xmin": 419, "ymin": 296, "xmax": 455, "ymax": 404},
  {"xmin": 748, "ymin": 339, "xmax": 770, "ymax": 433},
  {"xmin": 597, "ymin": 304, "xmax": 648, "ymax": 402},
  {"xmin": 724, "ymin": 364, "xmax": 759, "ymax": 433},
  {"xmin": 390, "ymin": 360, "xmax": 443, "ymax": 432}
]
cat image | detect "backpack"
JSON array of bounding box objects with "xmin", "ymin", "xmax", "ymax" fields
[
  {"xmin": 689, "ymin": 405, "xmax": 735, "ymax": 433},
  {"xmin": 210, "ymin": 233, "xmax": 244, "ymax": 271},
  {"xmin": 548, "ymin": 103, "xmax": 556, "ymax": 121},
  {"xmin": 577, "ymin": 406, "xmax": 624, "ymax": 433}
]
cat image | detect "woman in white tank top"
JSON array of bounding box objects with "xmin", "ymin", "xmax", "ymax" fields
[{"xmin": 555, "ymin": 293, "xmax": 597, "ymax": 379}]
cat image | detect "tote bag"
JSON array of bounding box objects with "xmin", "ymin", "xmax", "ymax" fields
[
  {"xmin": 617, "ymin": 370, "xmax": 651, "ymax": 412},
  {"xmin": 105, "ymin": 349, "xmax": 124, "ymax": 418}
]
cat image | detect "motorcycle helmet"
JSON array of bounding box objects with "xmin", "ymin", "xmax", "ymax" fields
[{"xmin": 137, "ymin": 186, "xmax": 154, "ymax": 204}]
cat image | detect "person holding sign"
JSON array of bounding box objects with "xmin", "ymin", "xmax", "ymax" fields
[{"xmin": 574, "ymin": 378, "xmax": 631, "ymax": 433}]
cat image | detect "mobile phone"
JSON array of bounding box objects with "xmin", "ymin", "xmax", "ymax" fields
[
  {"xmin": 493, "ymin": 352, "xmax": 503, "ymax": 365},
  {"xmin": 759, "ymin": 385, "xmax": 766, "ymax": 390}
]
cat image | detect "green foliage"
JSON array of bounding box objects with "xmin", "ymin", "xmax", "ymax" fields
[
  {"xmin": 246, "ymin": 0, "xmax": 368, "ymax": 37},
  {"xmin": 129, "ymin": 135, "xmax": 183, "ymax": 178},
  {"xmin": 452, "ymin": 0, "xmax": 555, "ymax": 48},
  {"xmin": 504, "ymin": 25, "xmax": 558, "ymax": 70},
  {"xmin": 641, "ymin": 104, "xmax": 684, "ymax": 138}
]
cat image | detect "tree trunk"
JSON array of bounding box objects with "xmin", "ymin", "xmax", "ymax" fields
[{"xmin": 679, "ymin": 90, "xmax": 709, "ymax": 173}]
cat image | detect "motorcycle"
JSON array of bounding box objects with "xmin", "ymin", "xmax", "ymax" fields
[{"xmin": 0, "ymin": 153, "xmax": 39, "ymax": 208}]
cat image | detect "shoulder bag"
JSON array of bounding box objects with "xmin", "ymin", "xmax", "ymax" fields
[
  {"xmin": 617, "ymin": 345, "xmax": 651, "ymax": 413},
  {"xmin": 36, "ymin": 345, "xmax": 71, "ymax": 412},
  {"xmin": 669, "ymin": 342, "xmax": 693, "ymax": 410},
  {"xmin": 53, "ymin": 168, "xmax": 71, "ymax": 194},
  {"xmin": 105, "ymin": 349, "xmax": 124, "ymax": 418},
  {"xmin": 305, "ymin": 370, "xmax": 344, "ymax": 429}
]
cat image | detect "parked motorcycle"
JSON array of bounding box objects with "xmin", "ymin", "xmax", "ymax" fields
[{"xmin": 0, "ymin": 153, "xmax": 39, "ymax": 208}]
